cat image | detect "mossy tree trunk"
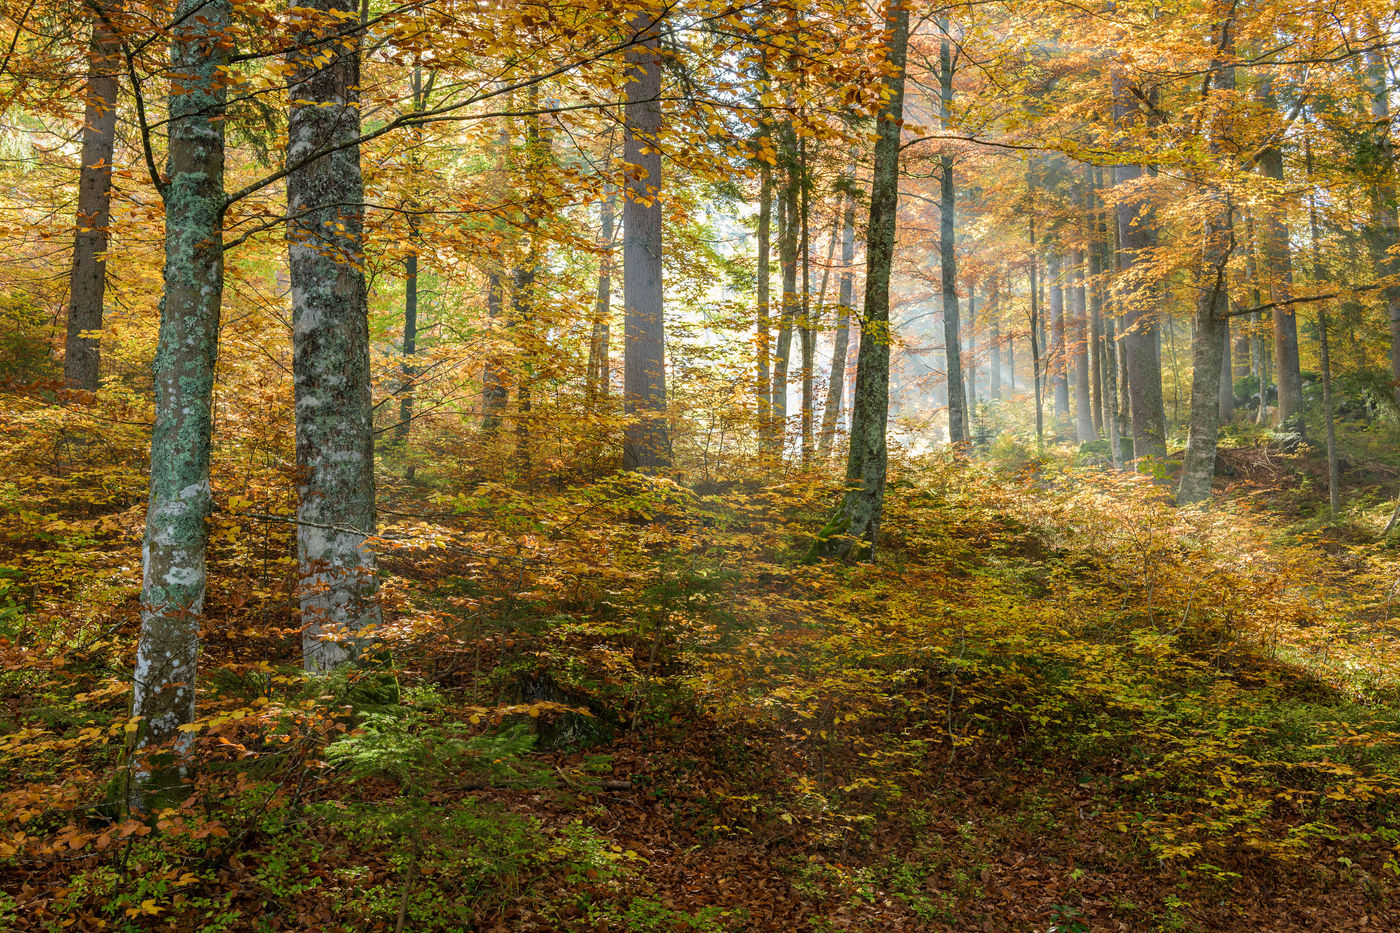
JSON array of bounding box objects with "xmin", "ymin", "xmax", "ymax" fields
[
  {"xmin": 811, "ymin": 0, "xmax": 908, "ymax": 562},
  {"xmin": 132, "ymin": 0, "xmax": 231, "ymax": 784}
]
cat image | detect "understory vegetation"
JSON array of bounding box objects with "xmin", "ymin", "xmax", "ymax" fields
[{"xmin": 6, "ymin": 404, "xmax": 1400, "ymax": 931}]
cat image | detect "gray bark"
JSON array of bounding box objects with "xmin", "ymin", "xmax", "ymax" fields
[
  {"xmin": 286, "ymin": 0, "xmax": 381, "ymax": 670},
  {"xmin": 812, "ymin": 1, "xmax": 908, "ymax": 561},
  {"xmin": 132, "ymin": 0, "xmax": 230, "ymax": 782},
  {"xmin": 64, "ymin": 8, "xmax": 120, "ymax": 392},
  {"xmin": 622, "ymin": 6, "xmax": 670, "ymax": 469}
]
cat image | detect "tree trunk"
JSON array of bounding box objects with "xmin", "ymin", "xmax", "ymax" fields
[
  {"xmin": 1307, "ymin": 127, "xmax": 1340, "ymax": 518},
  {"xmin": 772, "ymin": 171, "xmax": 798, "ymax": 450},
  {"xmin": 622, "ymin": 6, "xmax": 670, "ymax": 470},
  {"xmin": 818, "ymin": 190, "xmax": 856, "ymax": 458},
  {"xmin": 64, "ymin": 8, "xmax": 120, "ymax": 392},
  {"xmin": 1071, "ymin": 251, "xmax": 1095, "ymax": 441},
  {"xmin": 1218, "ymin": 321, "xmax": 1234, "ymax": 423},
  {"xmin": 287, "ymin": 0, "xmax": 381, "ymax": 671},
  {"xmin": 989, "ymin": 278, "xmax": 1002, "ymax": 401},
  {"xmin": 1028, "ymin": 222, "xmax": 1044, "ymax": 448},
  {"xmin": 1047, "ymin": 252, "xmax": 1069, "ymax": 432},
  {"xmin": 1258, "ymin": 83, "xmax": 1303, "ymax": 421},
  {"xmin": 1366, "ymin": 46, "xmax": 1400, "ymax": 404},
  {"xmin": 965, "ymin": 285, "xmax": 976, "ymax": 431},
  {"xmin": 132, "ymin": 0, "xmax": 230, "ymax": 780},
  {"xmin": 811, "ymin": 0, "xmax": 908, "ymax": 561},
  {"xmin": 756, "ymin": 173, "xmax": 773, "ymax": 450},
  {"xmin": 587, "ymin": 185, "xmax": 616, "ymax": 404},
  {"xmin": 799, "ymin": 137, "xmax": 815, "ymax": 464},
  {"xmin": 480, "ymin": 272, "xmax": 508, "ymax": 433},
  {"xmin": 939, "ymin": 28, "xmax": 967, "ymax": 446},
  {"xmin": 1176, "ymin": 19, "xmax": 1235, "ymax": 506}
]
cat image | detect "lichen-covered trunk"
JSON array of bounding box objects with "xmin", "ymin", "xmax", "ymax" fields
[
  {"xmin": 286, "ymin": 0, "xmax": 381, "ymax": 672},
  {"xmin": 812, "ymin": 0, "xmax": 907, "ymax": 562},
  {"xmin": 64, "ymin": 10, "xmax": 120, "ymax": 392},
  {"xmin": 621, "ymin": 7, "xmax": 670, "ymax": 470},
  {"xmin": 132, "ymin": 0, "xmax": 229, "ymax": 780},
  {"xmin": 1071, "ymin": 253, "xmax": 1095, "ymax": 442},
  {"xmin": 818, "ymin": 192, "xmax": 856, "ymax": 458}
]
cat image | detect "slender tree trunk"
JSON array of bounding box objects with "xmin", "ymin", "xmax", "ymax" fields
[
  {"xmin": 481, "ymin": 272, "xmax": 508, "ymax": 433},
  {"xmin": 965, "ymin": 286, "xmax": 976, "ymax": 433},
  {"xmin": 399, "ymin": 239, "xmax": 418, "ymax": 468},
  {"xmin": 818, "ymin": 190, "xmax": 857, "ymax": 458},
  {"xmin": 939, "ymin": 27, "xmax": 967, "ymax": 446},
  {"xmin": 480, "ymin": 120, "xmax": 512, "ymax": 435},
  {"xmin": 1104, "ymin": 316, "xmax": 1124, "ymax": 468},
  {"xmin": 622, "ymin": 5, "xmax": 670, "ymax": 469},
  {"xmin": 396, "ymin": 66, "xmax": 429, "ymax": 480},
  {"xmin": 132, "ymin": 0, "xmax": 230, "ymax": 778},
  {"xmin": 757, "ymin": 174, "xmax": 773, "ymax": 450},
  {"xmin": 1177, "ymin": 19, "xmax": 1235, "ymax": 506},
  {"xmin": 799, "ymin": 137, "xmax": 816, "ymax": 464},
  {"xmin": 1047, "ymin": 252, "xmax": 1069, "ymax": 432},
  {"xmin": 1307, "ymin": 126, "xmax": 1340, "ymax": 518},
  {"xmin": 772, "ymin": 175, "xmax": 797, "ymax": 444},
  {"xmin": 1071, "ymin": 252, "xmax": 1095, "ymax": 441},
  {"xmin": 64, "ymin": 7, "xmax": 120, "ymax": 392},
  {"xmin": 1218, "ymin": 322, "xmax": 1234, "ymax": 423},
  {"xmin": 812, "ymin": 0, "xmax": 908, "ymax": 561},
  {"xmin": 587, "ymin": 185, "xmax": 616, "ymax": 404},
  {"xmin": 989, "ymin": 278, "xmax": 1002, "ymax": 401},
  {"xmin": 287, "ymin": 0, "xmax": 381, "ymax": 670},
  {"xmin": 1028, "ymin": 224, "xmax": 1044, "ymax": 448}
]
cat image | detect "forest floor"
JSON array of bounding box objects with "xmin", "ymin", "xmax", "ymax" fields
[{"xmin": 6, "ymin": 421, "xmax": 1400, "ymax": 931}]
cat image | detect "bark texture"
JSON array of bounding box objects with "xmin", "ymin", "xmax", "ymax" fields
[
  {"xmin": 133, "ymin": 0, "xmax": 230, "ymax": 781},
  {"xmin": 286, "ymin": 0, "xmax": 381, "ymax": 671},
  {"xmin": 1071, "ymin": 253, "xmax": 1095, "ymax": 442},
  {"xmin": 621, "ymin": 6, "xmax": 671, "ymax": 469},
  {"xmin": 64, "ymin": 9, "xmax": 120, "ymax": 391}
]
